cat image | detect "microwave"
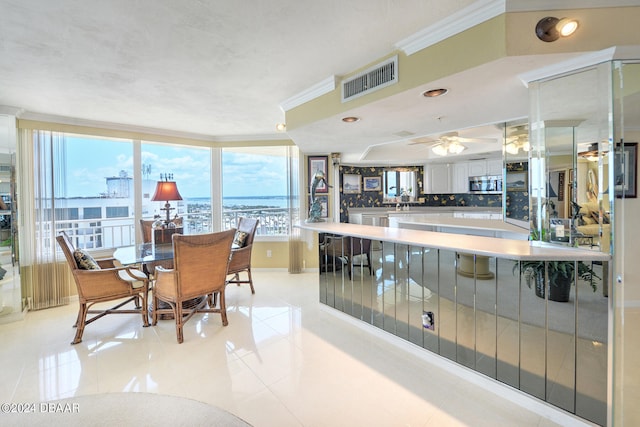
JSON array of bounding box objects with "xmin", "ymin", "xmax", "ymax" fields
[{"xmin": 469, "ymin": 175, "xmax": 502, "ymax": 194}]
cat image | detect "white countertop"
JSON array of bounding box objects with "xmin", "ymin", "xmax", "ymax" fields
[
  {"xmin": 395, "ymin": 217, "xmax": 529, "ymax": 235},
  {"xmin": 297, "ymin": 221, "xmax": 610, "ymax": 262}
]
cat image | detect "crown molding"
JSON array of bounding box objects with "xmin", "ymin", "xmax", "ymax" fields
[
  {"xmin": 17, "ymin": 111, "xmax": 290, "ymax": 143},
  {"xmin": 279, "ymin": 76, "xmax": 337, "ymax": 111},
  {"xmin": 395, "ymin": 0, "xmax": 506, "ymax": 56},
  {"xmin": 0, "ymin": 105, "xmax": 25, "ymax": 116},
  {"xmin": 507, "ymin": 0, "xmax": 640, "ymax": 12}
]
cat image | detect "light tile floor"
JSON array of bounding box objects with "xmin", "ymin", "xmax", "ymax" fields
[{"xmin": 0, "ymin": 271, "xmax": 596, "ymax": 426}]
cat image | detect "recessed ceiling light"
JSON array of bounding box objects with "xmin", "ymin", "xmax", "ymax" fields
[
  {"xmin": 275, "ymin": 123, "xmax": 286, "ymax": 131},
  {"xmin": 422, "ymin": 88, "xmax": 448, "ymax": 98},
  {"xmin": 342, "ymin": 116, "xmax": 360, "ymax": 123}
]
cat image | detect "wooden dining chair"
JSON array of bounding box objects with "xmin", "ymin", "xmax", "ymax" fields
[
  {"xmin": 56, "ymin": 231, "xmax": 150, "ymax": 344},
  {"xmin": 140, "ymin": 219, "xmax": 155, "ymax": 243},
  {"xmin": 227, "ymin": 217, "xmax": 259, "ymax": 293},
  {"xmin": 139, "ymin": 218, "xmax": 177, "ymax": 277},
  {"xmin": 152, "ymin": 229, "xmax": 235, "ymax": 343}
]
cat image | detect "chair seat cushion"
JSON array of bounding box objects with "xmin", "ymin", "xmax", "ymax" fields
[
  {"xmin": 117, "ymin": 269, "xmax": 147, "ymax": 289},
  {"xmin": 73, "ymin": 248, "xmax": 100, "ymax": 270}
]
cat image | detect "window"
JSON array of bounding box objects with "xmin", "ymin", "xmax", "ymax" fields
[
  {"xmin": 83, "ymin": 207, "xmax": 102, "ymax": 219},
  {"xmin": 106, "ymin": 206, "xmax": 129, "ymax": 218},
  {"xmin": 30, "ymin": 132, "xmax": 135, "ymax": 250},
  {"xmin": 222, "ymin": 146, "xmax": 299, "ymax": 236},
  {"xmin": 29, "ymin": 130, "xmax": 299, "ymax": 257},
  {"xmin": 141, "ymin": 141, "xmax": 212, "ymax": 234}
]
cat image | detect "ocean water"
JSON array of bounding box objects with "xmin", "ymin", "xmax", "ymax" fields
[{"xmin": 187, "ymin": 196, "xmax": 290, "ymax": 209}]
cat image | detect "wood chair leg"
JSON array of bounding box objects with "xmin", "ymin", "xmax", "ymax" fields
[
  {"xmin": 73, "ymin": 304, "xmax": 83, "ymax": 328},
  {"xmin": 140, "ymin": 289, "xmax": 150, "ymax": 327},
  {"xmin": 175, "ymin": 302, "xmax": 184, "ymax": 344},
  {"xmin": 72, "ymin": 303, "xmax": 89, "ymax": 345},
  {"xmin": 219, "ymin": 289, "xmax": 228, "ymax": 326},
  {"xmin": 247, "ymin": 269, "xmax": 255, "ymax": 294},
  {"xmin": 151, "ymin": 295, "xmax": 159, "ymax": 326}
]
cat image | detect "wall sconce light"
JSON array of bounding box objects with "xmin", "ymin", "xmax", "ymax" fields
[{"xmin": 535, "ymin": 16, "xmax": 579, "ymax": 42}]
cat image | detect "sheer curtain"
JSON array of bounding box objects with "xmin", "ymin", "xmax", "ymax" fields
[{"xmin": 18, "ymin": 129, "xmax": 71, "ymax": 310}]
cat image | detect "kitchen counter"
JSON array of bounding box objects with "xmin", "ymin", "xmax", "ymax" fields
[
  {"xmin": 393, "ymin": 217, "xmax": 529, "ymax": 240},
  {"xmin": 300, "ymin": 220, "xmax": 609, "ymax": 424},
  {"xmin": 297, "ymin": 221, "xmax": 609, "ymax": 262}
]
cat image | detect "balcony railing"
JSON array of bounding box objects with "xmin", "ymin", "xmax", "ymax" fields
[{"xmin": 52, "ymin": 207, "xmax": 297, "ymax": 250}]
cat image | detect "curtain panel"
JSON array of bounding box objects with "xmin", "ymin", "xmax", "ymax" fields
[{"xmin": 18, "ymin": 130, "xmax": 71, "ymax": 310}]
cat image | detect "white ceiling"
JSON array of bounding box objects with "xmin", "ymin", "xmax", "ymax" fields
[{"xmin": 1, "ymin": 0, "xmax": 639, "ymax": 164}]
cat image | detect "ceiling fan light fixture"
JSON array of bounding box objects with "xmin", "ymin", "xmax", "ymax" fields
[
  {"xmin": 505, "ymin": 138, "xmax": 530, "ymax": 155},
  {"xmin": 432, "ymin": 140, "xmax": 466, "ymax": 156},
  {"xmin": 432, "ymin": 144, "xmax": 448, "ymax": 156},
  {"xmin": 422, "ymin": 88, "xmax": 448, "ymax": 98},
  {"xmin": 505, "ymin": 143, "xmax": 519, "ymax": 155},
  {"xmin": 449, "ymin": 142, "xmax": 465, "ymax": 154}
]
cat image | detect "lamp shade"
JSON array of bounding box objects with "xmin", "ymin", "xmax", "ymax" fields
[{"xmin": 151, "ymin": 181, "xmax": 183, "ymax": 202}]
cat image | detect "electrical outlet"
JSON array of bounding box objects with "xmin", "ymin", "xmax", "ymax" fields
[{"xmin": 266, "ymin": 250, "xmax": 272, "ymax": 258}]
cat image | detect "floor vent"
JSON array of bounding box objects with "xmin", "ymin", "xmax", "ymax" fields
[{"xmin": 342, "ymin": 55, "xmax": 398, "ymax": 102}]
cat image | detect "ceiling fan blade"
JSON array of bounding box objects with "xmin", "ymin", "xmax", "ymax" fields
[
  {"xmin": 408, "ymin": 137, "xmax": 439, "ymax": 146},
  {"xmin": 456, "ymin": 136, "xmax": 497, "ymax": 143}
]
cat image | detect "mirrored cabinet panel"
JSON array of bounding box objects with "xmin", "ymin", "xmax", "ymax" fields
[
  {"xmin": 0, "ymin": 114, "xmax": 20, "ymax": 323},
  {"xmin": 318, "ymin": 236, "xmax": 607, "ymax": 426}
]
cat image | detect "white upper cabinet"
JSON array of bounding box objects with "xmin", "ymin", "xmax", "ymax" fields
[
  {"xmin": 467, "ymin": 161, "xmax": 486, "ymax": 177},
  {"xmin": 427, "ymin": 163, "xmax": 450, "ymax": 193},
  {"xmin": 452, "ymin": 162, "xmax": 469, "ymax": 193},
  {"xmin": 486, "ymin": 159, "xmax": 503, "ymax": 175}
]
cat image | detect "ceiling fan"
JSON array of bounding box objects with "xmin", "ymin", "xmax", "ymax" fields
[
  {"xmin": 505, "ymin": 125, "xmax": 530, "ymax": 154},
  {"xmin": 409, "ymin": 131, "xmax": 496, "ymax": 156}
]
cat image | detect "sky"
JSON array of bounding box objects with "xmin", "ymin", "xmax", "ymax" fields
[{"xmin": 63, "ymin": 137, "xmax": 288, "ymax": 198}]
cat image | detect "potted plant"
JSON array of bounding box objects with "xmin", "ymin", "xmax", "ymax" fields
[
  {"xmin": 513, "ymin": 260, "xmax": 600, "ymax": 302},
  {"xmin": 400, "ymin": 187, "xmax": 412, "ymax": 202}
]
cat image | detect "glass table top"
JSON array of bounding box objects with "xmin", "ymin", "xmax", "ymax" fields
[{"xmin": 114, "ymin": 243, "xmax": 174, "ymax": 266}]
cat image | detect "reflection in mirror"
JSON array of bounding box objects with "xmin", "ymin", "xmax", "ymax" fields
[
  {"xmin": 529, "ymin": 63, "xmax": 611, "ymax": 252},
  {"xmin": 383, "ymin": 168, "xmax": 417, "ymax": 202},
  {"xmin": 528, "ymin": 66, "xmax": 612, "ymax": 425},
  {"xmin": 502, "ymin": 121, "xmax": 530, "ymax": 229},
  {"xmin": 0, "ymin": 114, "xmax": 18, "ymax": 321}
]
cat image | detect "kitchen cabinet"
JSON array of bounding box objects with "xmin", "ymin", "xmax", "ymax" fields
[
  {"xmin": 427, "ymin": 163, "xmax": 450, "ymax": 193},
  {"xmin": 486, "ymin": 159, "xmax": 503, "ymax": 175},
  {"xmin": 425, "ymin": 158, "xmax": 504, "ymax": 194},
  {"xmin": 467, "ymin": 161, "xmax": 486, "ymax": 176},
  {"xmin": 452, "ymin": 162, "xmax": 469, "ymax": 193}
]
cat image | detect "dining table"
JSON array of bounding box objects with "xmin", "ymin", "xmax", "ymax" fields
[
  {"xmin": 113, "ymin": 242, "xmax": 203, "ymax": 319},
  {"xmin": 113, "ymin": 242, "xmax": 174, "ymax": 269}
]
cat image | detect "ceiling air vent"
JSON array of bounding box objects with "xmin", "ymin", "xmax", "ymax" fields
[{"xmin": 342, "ymin": 55, "xmax": 398, "ymax": 102}]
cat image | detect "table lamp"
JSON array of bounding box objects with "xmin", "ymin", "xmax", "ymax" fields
[{"xmin": 151, "ymin": 175, "xmax": 183, "ymax": 226}]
